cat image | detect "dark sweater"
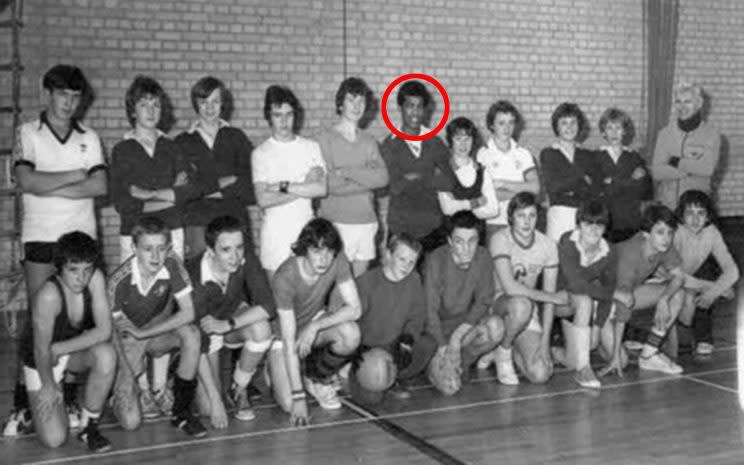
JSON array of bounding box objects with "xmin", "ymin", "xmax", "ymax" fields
[
  {"xmin": 424, "ymin": 245, "xmax": 494, "ymax": 345},
  {"xmin": 357, "ymin": 266, "xmax": 426, "ymax": 349},
  {"xmin": 185, "ymin": 248, "xmax": 276, "ymax": 322},
  {"xmin": 594, "ymin": 148, "xmax": 652, "ymax": 236},
  {"xmin": 380, "ymin": 135, "xmax": 455, "ymax": 239},
  {"xmin": 539, "ymin": 146, "xmax": 599, "ymax": 208},
  {"xmin": 111, "ymin": 137, "xmax": 198, "ymax": 234},
  {"xmin": 557, "ymin": 230, "xmax": 618, "ymax": 326},
  {"xmin": 175, "ymin": 126, "xmax": 256, "ymax": 227}
]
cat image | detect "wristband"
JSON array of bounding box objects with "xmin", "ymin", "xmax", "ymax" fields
[
  {"xmin": 228, "ymin": 317, "xmax": 237, "ymax": 331},
  {"xmin": 291, "ymin": 389, "xmax": 306, "ymax": 400},
  {"xmin": 279, "ymin": 181, "xmax": 290, "ymax": 193}
]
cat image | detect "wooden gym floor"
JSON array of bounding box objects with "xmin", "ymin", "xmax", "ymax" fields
[{"xmin": 1, "ymin": 219, "xmax": 744, "ymax": 465}]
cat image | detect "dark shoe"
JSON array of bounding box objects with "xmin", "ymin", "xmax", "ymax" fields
[
  {"xmin": 78, "ymin": 419, "xmax": 113, "ymax": 453},
  {"xmin": 227, "ymin": 383, "xmax": 255, "ymax": 421},
  {"xmin": 172, "ymin": 413, "xmax": 207, "ymax": 438}
]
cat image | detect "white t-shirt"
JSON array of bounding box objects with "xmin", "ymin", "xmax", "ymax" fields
[
  {"xmin": 476, "ymin": 138, "xmax": 536, "ymax": 226},
  {"xmin": 491, "ymin": 228, "xmax": 558, "ymax": 297},
  {"xmin": 14, "ymin": 116, "xmax": 104, "ymax": 243},
  {"xmin": 252, "ymin": 135, "xmax": 326, "ymax": 270}
]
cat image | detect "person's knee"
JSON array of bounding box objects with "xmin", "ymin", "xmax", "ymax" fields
[
  {"xmin": 507, "ymin": 297, "xmax": 533, "ymax": 324},
  {"xmin": 333, "ymin": 322, "xmax": 361, "ymax": 355},
  {"xmin": 524, "ymin": 361, "xmax": 552, "ymax": 385},
  {"xmin": 37, "ymin": 423, "xmax": 67, "ymax": 449},
  {"xmin": 247, "ymin": 319, "xmax": 273, "ymax": 343},
  {"xmin": 91, "ymin": 342, "xmax": 117, "ymax": 377},
  {"xmin": 118, "ymin": 406, "xmax": 142, "ymax": 431}
]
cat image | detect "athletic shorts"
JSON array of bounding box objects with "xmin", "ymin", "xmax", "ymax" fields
[
  {"xmin": 24, "ymin": 241, "xmax": 56, "ymax": 264},
  {"xmin": 23, "ymin": 355, "xmax": 71, "ymax": 391},
  {"xmin": 116, "ymin": 330, "xmax": 180, "ymax": 377},
  {"xmin": 333, "ymin": 222, "xmax": 378, "ymax": 261},
  {"xmin": 492, "ymin": 294, "xmax": 542, "ymax": 332},
  {"xmin": 204, "ymin": 333, "xmax": 244, "ymax": 355},
  {"xmin": 120, "ymin": 228, "xmax": 184, "ymax": 262}
]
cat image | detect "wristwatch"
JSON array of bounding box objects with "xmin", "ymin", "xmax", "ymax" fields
[{"xmin": 279, "ymin": 181, "xmax": 290, "ymax": 193}]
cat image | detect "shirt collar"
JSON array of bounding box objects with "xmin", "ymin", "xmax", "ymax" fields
[
  {"xmin": 569, "ymin": 229, "xmax": 610, "ymax": 267},
  {"xmin": 130, "ymin": 255, "xmax": 171, "ymax": 296},
  {"xmin": 123, "ymin": 128, "xmax": 167, "ymax": 142},
  {"xmin": 38, "ymin": 111, "xmax": 84, "ymax": 134},
  {"xmin": 486, "ymin": 137, "xmax": 517, "ymax": 153},
  {"xmin": 187, "ymin": 118, "xmax": 230, "ymax": 134}
]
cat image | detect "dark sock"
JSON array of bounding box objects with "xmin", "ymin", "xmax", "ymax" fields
[
  {"xmin": 304, "ymin": 345, "xmax": 349, "ymax": 382},
  {"xmin": 13, "ymin": 382, "xmax": 29, "ymax": 411},
  {"xmin": 645, "ymin": 330, "xmax": 666, "ymax": 350},
  {"xmin": 63, "ymin": 381, "xmax": 77, "ymax": 405},
  {"xmin": 171, "ymin": 375, "xmax": 197, "ymax": 419},
  {"xmin": 693, "ymin": 307, "xmax": 714, "ymax": 344}
]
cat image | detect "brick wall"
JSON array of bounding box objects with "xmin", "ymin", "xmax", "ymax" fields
[
  {"xmin": 676, "ymin": 0, "xmax": 744, "ymax": 215},
  {"xmin": 0, "ymin": 0, "xmax": 743, "ymax": 311}
]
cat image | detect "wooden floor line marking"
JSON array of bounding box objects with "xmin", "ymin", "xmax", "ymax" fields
[
  {"xmin": 17, "ymin": 366, "xmax": 738, "ymax": 465},
  {"xmin": 683, "ymin": 375, "xmax": 738, "ymax": 394},
  {"xmin": 341, "ymin": 398, "xmax": 467, "ymax": 465}
]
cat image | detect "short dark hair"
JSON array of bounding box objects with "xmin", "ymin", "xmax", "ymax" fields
[
  {"xmin": 598, "ymin": 107, "xmax": 635, "ymax": 146},
  {"xmin": 551, "ymin": 102, "xmax": 590, "ymax": 143},
  {"xmin": 263, "ymin": 85, "xmax": 303, "ymax": 133},
  {"xmin": 445, "ymin": 117, "xmax": 481, "ymax": 159},
  {"xmin": 447, "ymin": 210, "xmax": 481, "ymax": 236},
  {"xmin": 485, "ymin": 100, "xmax": 525, "ymax": 138},
  {"xmin": 640, "ymin": 203, "xmax": 678, "ymax": 232},
  {"xmin": 676, "ymin": 189, "xmax": 716, "ymax": 225},
  {"xmin": 396, "ymin": 80, "xmax": 431, "ymax": 108},
  {"xmin": 335, "ymin": 77, "xmax": 373, "ymax": 117},
  {"xmin": 291, "ymin": 218, "xmax": 343, "ymax": 257},
  {"xmin": 386, "ymin": 232, "xmax": 422, "ymax": 256},
  {"xmin": 190, "ymin": 76, "xmax": 232, "ymax": 120},
  {"xmin": 205, "ymin": 215, "xmax": 244, "ymax": 249},
  {"xmin": 576, "ymin": 200, "xmax": 610, "ymax": 226},
  {"xmin": 131, "ymin": 216, "xmax": 171, "ymax": 246},
  {"xmin": 53, "ymin": 231, "xmax": 100, "ymax": 272},
  {"xmin": 124, "ymin": 75, "xmax": 174, "ymax": 131},
  {"xmin": 507, "ymin": 192, "xmax": 540, "ymax": 226},
  {"xmin": 42, "ymin": 64, "xmax": 94, "ymax": 120}
]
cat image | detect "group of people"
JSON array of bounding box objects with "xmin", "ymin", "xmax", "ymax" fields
[{"xmin": 3, "ymin": 63, "xmax": 738, "ymax": 455}]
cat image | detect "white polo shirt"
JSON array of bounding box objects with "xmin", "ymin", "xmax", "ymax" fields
[
  {"xmin": 13, "ymin": 114, "xmax": 104, "ymax": 243},
  {"xmin": 476, "ymin": 137, "xmax": 536, "ymax": 226},
  {"xmin": 252, "ymin": 135, "xmax": 326, "ymax": 270}
]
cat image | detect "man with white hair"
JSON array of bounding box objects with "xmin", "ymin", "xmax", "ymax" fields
[{"xmin": 651, "ymin": 83, "xmax": 721, "ymax": 210}]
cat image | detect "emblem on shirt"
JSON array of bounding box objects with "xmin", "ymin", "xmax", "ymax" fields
[
  {"xmin": 80, "ymin": 143, "xmax": 87, "ymax": 153},
  {"xmin": 513, "ymin": 265, "xmax": 527, "ymax": 283},
  {"xmin": 155, "ymin": 284, "xmax": 167, "ymax": 297}
]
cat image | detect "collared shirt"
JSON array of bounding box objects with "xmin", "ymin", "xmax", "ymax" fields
[
  {"xmin": 123, "ymin": 129, "xmax": 168, "ymax": 157},
  {"xmin": 188, "ymin": 119, "xmax": 230, "ymax": 150},
  {"xmin": 568, "ymin": 229, "xmax": 610, "ymax": 267}
]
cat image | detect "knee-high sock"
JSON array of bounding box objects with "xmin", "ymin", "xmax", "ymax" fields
[
  {"xmin": 304, "ymin": 344, "xmax": 350, "ymax": 381},
  {"xmin": 172, "ymin": 375, "xmax": 197, "ymax": 419}
]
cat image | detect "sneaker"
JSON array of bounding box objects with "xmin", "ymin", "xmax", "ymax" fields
[
  {"xmin": 78, "ymin": 419, "xmax": 112, "ymax": 453},
  {"xmin": 139, "ymin": 390, "xmax": 161, "ymax": 419},
  {"xmin": 574, "ymin": 365, "xmax": 601, "ymax": 389},
  {"xmin": 2, "ymin": 408, "xmax": 33, "ymax": 437},
  {"xmin": 639, "ymin": 351, "xmax": 683, "ymax": 375},
  {"xmin": 172, "ymin": 413, "xmax": 207, "ymax": 438},
  {"xmin": 696, "ymin": 342, "xmax": 714, "ymax": 356},
  {"xmin": 476, "ymin": 350, "xmax": 496, "ymax": 370},
  {"xmin": 304, "ymin": 376, "xmax": 341, "ymax": 410},
  {"xmin": 389, "ymin": 381, "xmax": 412, "ymax": 400},
  {"xmin": 152, "ymin": 387, "xmax": 174, "ymax": 416},
  {"xmin": 67, "ymin": 403, "xmax": 82, "ymax": 430},
  {"xmin": 494, "ymin": 347, "xmax": 519, "ymax": 386},
  {"xmin": 227, "ymin": 383, "xmax": 255, "ymax": 421}
]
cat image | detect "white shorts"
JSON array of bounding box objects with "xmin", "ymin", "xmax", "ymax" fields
[
  {"xmin": 259, "ymin": 218, "xmax": 308, "ymax": 272},
  {"xmin": 120, "ymin": 228, "xmax": 185, "ymax": 263},
  {"xmin": 334, "ymin": 222, "xmax": 378, "ymax": 261},
  {"xmin": 24, "ymin": 355, "xmax": 71, "ymax": 392},
  {"xmin": 546, "ymin": 205, "xmax": 577, "ymax": 243}
]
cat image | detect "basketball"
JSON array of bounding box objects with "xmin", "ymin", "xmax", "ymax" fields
[{"xmin": 355, "ymin": 348, "xmax": 397, "ymax": 392}]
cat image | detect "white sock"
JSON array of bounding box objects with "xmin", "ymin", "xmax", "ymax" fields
[
  {"xmin": 80, "ymin": 408, "xmax": 100, "ymax": 428},
  {"xmin": 137, "ymin": 373, "xmax": 150, "ymax": 391},
  {"xmin": 233, "ymin": 367, "xmax": 256, "ymax": 389},
  {"xmin": 152, "ymin": 354, "xmax": 170, "ymax": 392}
]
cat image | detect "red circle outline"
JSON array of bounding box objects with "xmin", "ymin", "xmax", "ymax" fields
[{"xmin": 380, "ymin": 73, "xmax": 450, "ymax": 142}]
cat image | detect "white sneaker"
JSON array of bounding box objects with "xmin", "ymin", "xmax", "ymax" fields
[
  {"xmin": 639, "ymin": 351, "xmax": 683, "ymax": 374},
  {"xmin": 696, "ymin": 342, "xmax": 714, "ymax": 355},
  {"xmin": 2, "ymin": 408, "xmax": 33, "ymax": 437},
  {"xmin": 67, "ymin": 403, "xmax": 82, "ymax": 430},
  {"xmin": 476, "ymin": 350, "xmax": 496, "ymax": 370},
  {"xmin": 574, "ymin": 365, "xmax": 601, "ymax": 389},
  {"xmin": 303, "ymin": 377, "xmax": 341, "ymax": 410},
  {"xmin": 494, "ymin": 347, "xmax": 519, "ymax": 385}
]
